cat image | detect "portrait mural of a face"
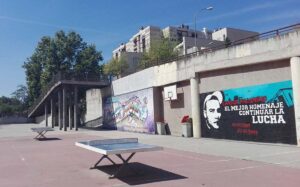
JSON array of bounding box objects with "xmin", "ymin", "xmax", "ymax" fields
[
  {"xmin": 203, "ymin": 91, "xmax": 223, "ymax": 130},
  {"xmin": 200, "ymin": 80, "xmax": 297, "ymax": 144}
]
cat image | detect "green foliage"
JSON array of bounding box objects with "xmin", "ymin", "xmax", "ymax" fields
[
  {"xmin": 11, "ymin": 85, "xmax": 28, "ymax": 106},
  {"xmin": 140, "ymin": 38, "xmax": 178, "ymax": 68},
  {"xmin": 0, "ymin": 96, "xmax": 24, "ymax": 117},
  {"xmin": 74, "ymin": 44, "xmax": 103, "ymax": 77},
  {"xmin": 23, "ymin": 30, "xmax": 103, "ymax": 106},
  {"xmin": 23, "ymin": 54, "xmax": 42, "ymax": 106},
  {"xmin": 104, "ymin": 57, "xmax": 128, "ymax": 77}
]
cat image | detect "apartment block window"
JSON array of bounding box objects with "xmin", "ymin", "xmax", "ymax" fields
[
  {"xmin": 142, "ymin": 38, "xmax": 146, "ymax": 51},
  {"xmin": 133, "ymin": 38, "xmax": 137, "ymax": 46}
]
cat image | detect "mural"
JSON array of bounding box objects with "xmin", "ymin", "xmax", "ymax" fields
[
  {"xmin": 200, "ymin": 80, "xmax": 297, "ymax": 144},
  {"xmin": 103, "ymin": 88, "xmax": 155, "ymax": 134}
]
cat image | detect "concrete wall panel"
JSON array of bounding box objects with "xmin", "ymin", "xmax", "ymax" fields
[
  {"xmin": 85, "ymin": 89, "xmax": 103, "ymax": 123},
  {"xmin": 163, "ymin": 81, "xmax": 191, "ymax": 136},
  {"xmin": 199, "ymin": 60, "xmax": 291, "ymax": 93}
]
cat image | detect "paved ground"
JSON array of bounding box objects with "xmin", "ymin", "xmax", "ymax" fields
[{"xmin": 1, "ymin": 123, "xmax": 300, "ymax": 187}]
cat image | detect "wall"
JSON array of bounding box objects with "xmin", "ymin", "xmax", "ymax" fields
[
  {"xmin": 106, "ymin": 29, "xmax": 300, "ymax": 143},
  {"xmin": 153, "ymin": 87, "xmax": 164, "ymax": 132},
  {"xmin": 198, "ymin": 60, "xmax": 294, "ymax": 144},
  {"xmin": 199, "ymin": 60, "xmax": 291, "ymax": 93},
  {"xmin": 103, "ymin": 87, "xmax": 156, "ymax": 134},
  {"xmin": 163, "ymin": 81, "xmax": 192, "ymax": 136},
  {"xmin": 83, "ymin": 89, "xmax": 103, "ymax": 127},
  {"xmin": 112, "ymin": 67, "xmax": 155, "ymax": 95},
  {"xmin": 200, "ymin": 80, "xmax": 296, "ymax": 144},
  {"xmin": 84, "ymin": 89, "xmax": 103, "ymax": 124},
  {"xmin": 35, "ymin": 113, "xmax": 52, "ymax": 126},
  {"xmin": 0, "ymin": 116, "xmax": 34, "ymax": 124}
]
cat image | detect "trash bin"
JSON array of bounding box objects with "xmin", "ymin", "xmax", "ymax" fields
[
  {"xmin": 156, "ymin": 122, "xmax": 166, "ymax": 135},
  {"xmin": 182, "ymin": 122, "xmax": 192, "ymax": 137}
]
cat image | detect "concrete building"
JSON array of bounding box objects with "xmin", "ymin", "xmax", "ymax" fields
[
  {"xmin": 175, "ymin": 27, "xmax": 259, "ymax": 55},
  {"xmin": 162, "ymin": 24, "xmax": 212, "ymax": 42},
  {"xmin": 113, "ymin": 26, "xmax": 162, "ymax": 59},
  {"xmin": 112, "ymin": 25, "xmax": 218, "ymax": 76},
  {"xmin": 112, "ymin": 25, "xmax": 259, "ymax": 66},
  {"xmin": 212, "ymin": 27, "xmax": 259, "ymax": 42},
  {"xmin": 175, "ymin": 36, "xmax": 224, "ymax": 55},
  {"xmin": 112, "ymin": 26, "xmax": 162, "ymax": 76}
]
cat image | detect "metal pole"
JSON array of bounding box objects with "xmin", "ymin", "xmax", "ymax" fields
[
  {"xmin": 193, "ymin": 6, "xmax": 213, "ymax": 51},
  {"xmin": 194, "ymin": 14, "xmax": 197, "ymax": 49}
]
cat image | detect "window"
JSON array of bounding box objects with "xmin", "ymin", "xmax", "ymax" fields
[{"xmin": 142, "ymin": 38, "xmax": 146, "ymax": 51}]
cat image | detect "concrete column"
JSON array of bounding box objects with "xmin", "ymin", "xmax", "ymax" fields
[
  {"xmin": 74, "ymin": 86, "xmax": 78, "ymax": 131},
  {"xmin": 69, "ymin": 102, "xmax": 73, "ymax": 130},
  {"xmin": 190, "ymin": 77, "xmax": 201, "ymax": 138},
  {"xmin": 51, "ymin": 97, "xmax": 55, "ymax": 128},
  {"xmin": 58, "ymin": 90, "xmax": 62, "ymax": 130},
  {"xmin": 291, "ymin": 57, "xmax": 300, "ymax": 145},
  {"xmin": 44, "ymin": 102, "xmax": 48, "ymax": 127},
  {"xmin": 63, "ymin": 86, "xmax": 67, "ymax": 131}
]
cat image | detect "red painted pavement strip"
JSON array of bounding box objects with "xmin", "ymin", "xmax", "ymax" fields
[{"xmin": 0, "ymin": 134, "xmax": 300, "ymax": 187}]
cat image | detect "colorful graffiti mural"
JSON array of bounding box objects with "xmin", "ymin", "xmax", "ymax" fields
[
  {"xmin": 200, "ymin": 80, "xmax": 297, "ymax": 144},
  {"xmin": 103, "ymin": 88, "xmax": 155, "ymax": 134}
]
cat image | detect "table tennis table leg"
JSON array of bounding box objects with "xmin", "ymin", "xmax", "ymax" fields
[
  {"xmin": 34, "ymin": 131, "xmax": 47, "ymax": 139},
  {"xmin": 91, "ymin": 155, "xmax": 117, "ymax": 169},
  {"xmin": 110, "ymin": 152, "xmax": 136, "ymax": 178}
]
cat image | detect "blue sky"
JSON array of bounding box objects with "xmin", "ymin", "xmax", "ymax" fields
[{"xmin": 0, "ymin": 0, "xmax": 299, "ymax": 97}]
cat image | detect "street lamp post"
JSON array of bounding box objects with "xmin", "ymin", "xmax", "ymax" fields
[{"xmin": 194, "ymin": 6, "xmax": 213, "ymax": 51}]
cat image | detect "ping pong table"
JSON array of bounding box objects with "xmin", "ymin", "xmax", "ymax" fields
[
  {"xmin": 31, "ymin": 127, "xmax": 54, "ymax": 140},
  {"xmin": 75, "ymin": 138, "xmax": 163, "ymax": 178}
]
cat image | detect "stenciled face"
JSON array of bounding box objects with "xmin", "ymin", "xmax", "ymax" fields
[{"xmin": 205, "ymin": 99, "xmax": 221, "ymax": 129}]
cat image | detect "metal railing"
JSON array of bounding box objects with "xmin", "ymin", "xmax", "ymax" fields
[
  {"xmin": 138, "ymin": 23, "xmax": 300, "ymax": 70},
  {"xmin": 28, "ymin": 72, "xmax": 111, "ymax": 116}
]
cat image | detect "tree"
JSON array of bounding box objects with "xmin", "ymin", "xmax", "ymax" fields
[
  {"xmin": 140, "ymin": 38, "xmax": 178, "ymax": 68},
  {"xmin": 103, "ymin": 57, "xmax": 128, "ymax": 78},
  {"xmin": 23, "ymin": 54, "xmax": 42, "ymax": 106},
  {"xmin": 23, "ymin": 30, "xmax": 103, "ymax": 106},
  {"xmin": 11, "ymin": 85, "xmax": 28, "ymax": 105},
  {"xmin": 74, "ymin": 44, "xmax": 103, "ymax": 79},
  {"xmin": 0, "ymin": 96, "xmax": 24, "ymax": 117}
]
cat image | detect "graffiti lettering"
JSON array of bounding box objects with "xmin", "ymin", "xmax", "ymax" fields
[
  {"xmin": 252, "ymin": 115, "xmax": 286, "ymax": 124},
  {"xmin": 239, "ymin": 97, "xmax": 266, "ymax": 104},
  {"xmin": 237, "ymin": 128, "xmax": 258, "ymax": 135},
  {"xmin": 232, "ymin": 123, "xmax": 251, "ymax": 129},
  {"xmin": 230, "ymin": 105, "xmax": 248, "ymax": 111},
  {"xmin": 239, "ymin": 109, "xmax": 273, "ymax": 116},
  {"xmin": 249, "ymin": 102, "xmax": 283, "ymax": 110}
]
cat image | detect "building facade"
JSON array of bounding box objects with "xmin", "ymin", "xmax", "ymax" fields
[
  {"xmin": 102, "ymin": 26, "xmax": 300, "ymax": 145},
  {"xmin": 112, "ymin": 25, "xmax": 259, "ymax": 70}
]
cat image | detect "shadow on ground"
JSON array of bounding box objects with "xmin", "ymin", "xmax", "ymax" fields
[
  {"xmin": 35, "ymin": 138, "xmax": 62, "ymax": 141},
  {"xmin": 93, "ymin": 162, "xmax": 186, "ymax": 185}
]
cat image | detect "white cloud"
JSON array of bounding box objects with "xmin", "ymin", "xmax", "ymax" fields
[
  {"xmin": 250, "ymin": 10, "xmax": 300, "ymax": 23},
  {"xmin": 0, "ymin": 15, "xmax": 118, "ymax": 37},
  {"xmin": 185, "ymin": 0, "xmax": 297, "ymax": 25}
]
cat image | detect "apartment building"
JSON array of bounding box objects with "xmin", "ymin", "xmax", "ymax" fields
[
  {"xmin": 212, "ymin": 27, "xmax": 258, "ymax": 42},
  {"xmin": 162, "ymin": 24, "xmax": 212, "ymax": 42},
  {"xmin": 112, "ymin": 24, "xmax": 258, "ymax": 75}
]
